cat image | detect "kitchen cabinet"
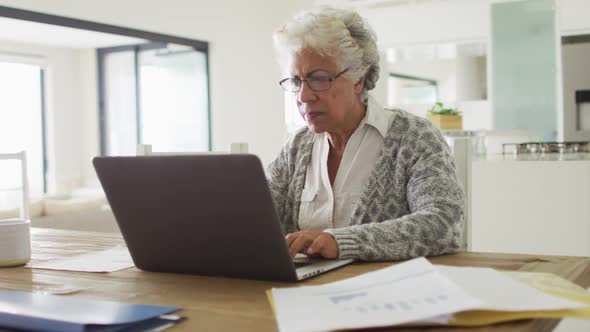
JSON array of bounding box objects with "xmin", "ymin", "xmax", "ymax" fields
[{"xmin": 470, "ymin": 154, "xmax": 590, "ymax": 256}]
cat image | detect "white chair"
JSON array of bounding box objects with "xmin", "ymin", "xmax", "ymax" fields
[
  {"xmin": 445, "ymin": 137, "xmax": 472, "ymax": 251},
  {"xmin": 0, "ymin": 151, "xmax": 30, "ymax": 220},
  {"xmin": 136, "ymin": 143, "xmax": 248, "ymax": 156}
]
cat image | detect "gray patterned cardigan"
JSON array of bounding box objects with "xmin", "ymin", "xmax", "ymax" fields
[{"xmin": 267, "ymin": 109, "xmax": 464, "ymax": 261}]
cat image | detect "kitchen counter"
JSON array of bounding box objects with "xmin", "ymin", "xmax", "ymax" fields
[
  {"xmin": 469, "ymin": 153, "xmax": 590, "ymax": 256},
  {"xmin": 477, "ymin": 152, "xmax": 590, "ymax": 162}
]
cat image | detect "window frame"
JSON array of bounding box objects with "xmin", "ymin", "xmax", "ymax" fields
[{"xmin": 0, "ymin": 5, "xmax": 212, "ymax": 156}]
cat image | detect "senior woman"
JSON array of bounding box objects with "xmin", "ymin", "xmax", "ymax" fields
[{"xmin": 268, "ymin": 7, "xmax": 464, "ymax": 262}]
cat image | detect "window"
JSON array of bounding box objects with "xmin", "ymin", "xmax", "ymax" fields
[
  {"xmin": 0, "ymin": 61, "xmax": 46, "ymax": 208},
  {"xmin": 98, "ymin": 43, "xmax": 210, "ymax": 155}
]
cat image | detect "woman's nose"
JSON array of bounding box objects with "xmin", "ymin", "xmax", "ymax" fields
[{"xmin": 298, "ymin": 81, "xmax": 317, "ymax": 103}]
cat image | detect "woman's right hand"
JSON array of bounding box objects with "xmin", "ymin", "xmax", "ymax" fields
[{"xmin": 285, "ymin": 231, "xmax": 339, "ymax": 259}]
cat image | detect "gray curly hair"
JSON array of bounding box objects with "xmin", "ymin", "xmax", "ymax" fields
[{"xmin": 273, "ymin": 7, "xmax": 380, "ymax": 103}]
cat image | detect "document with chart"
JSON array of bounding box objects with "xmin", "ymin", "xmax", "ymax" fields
[
  {"xmin": 271, "ymin": 257, "xmax": 482, "ymax": 332},
  {"xmin": 270, "ymin": 257, "xmax": 588, "ymax": 332}
]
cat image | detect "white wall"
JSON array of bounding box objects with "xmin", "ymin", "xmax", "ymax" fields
[
  {"xmin": 0, "ymin": 0, "xmax": 314, "ymax": 190},
  {"xmin": 559, "ymin": 0, "xmax": 590, "ymax": 35},
  {"xmin": 77, "ymin": 49, "xmax": 100, "ymax": 186},
  {"xmin": 320, "ymin": 0, "xmax": 590, "ymax": 48},
  {"xmin": 355, "ymin": 0, "xmax": 490, "ymax": 47}
]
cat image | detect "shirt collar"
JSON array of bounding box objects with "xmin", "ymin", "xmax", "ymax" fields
[{"xmin": 364, "ymin": 95, "xmax": 389, "ymax": 138}]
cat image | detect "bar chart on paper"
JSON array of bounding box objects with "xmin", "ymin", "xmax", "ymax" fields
[
  {"xmin": 271, "ymin": 258, "xmax": 589, "ymax": 332},
  {"xmin": 329, "ymin": 291, "xmax": 453, "ymax": 315},
  {"xmin": 271, "ymin": 258, "xmax": 484, "ymax": 332}
]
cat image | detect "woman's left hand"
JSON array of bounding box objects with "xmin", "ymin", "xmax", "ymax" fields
[{"xmin": 285, "ymin": 231, "xmax": 339, "ymax": 259}]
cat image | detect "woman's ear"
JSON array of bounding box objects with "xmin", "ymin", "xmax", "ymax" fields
[{"xmin": 354, "ymin": 76, "xmax": 365, "ymax": 94}]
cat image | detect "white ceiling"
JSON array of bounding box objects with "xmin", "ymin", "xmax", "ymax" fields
[{"xmin": 0, "ymin": 17, "xmax": 147, "ymax": 49}]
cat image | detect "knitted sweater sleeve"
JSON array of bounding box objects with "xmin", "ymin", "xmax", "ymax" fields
[
  {"xmin": 266, "ymin": 129, "xmax": 309, "ymax": 235},
  {"xmin": 266, "ymin": 142, "xmax": 291, "ymax": 235},
  {"xmin": 326, "ymin": 122, "xmax": 464, "ymax": 261}
]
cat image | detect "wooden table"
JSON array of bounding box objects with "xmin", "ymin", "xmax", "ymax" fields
[{"xmin": 1, "ymin": 228, "xmax": 590, "ymax": 331}]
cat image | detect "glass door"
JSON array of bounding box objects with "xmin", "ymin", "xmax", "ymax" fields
[
  {"xmin": 139, "ymin": 46, "xmax": 209, "ymax": 152},
  {"xmin": 0, "ymin": 61, "xmax": 46, "ymax": 209},
  {"xmin": 99, "ymin": 43, "xmax": 210, "ymax": 156},
  {"xmin": 102, "ymin": 50, "xmax": 138, "ymax": 156}
]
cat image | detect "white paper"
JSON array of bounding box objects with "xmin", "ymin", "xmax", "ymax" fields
[
  {"xmin": 271, "ymin": 258, "xmax": 589, "ymax": 332},
  {"xmin": 436, "ymin": 264, "xmax": 587, "ymax": 312},
  {"xmin": 271, "ymin": 257, "xmax": 483, "ymax": 332},
  {"xmin": 27, "ymin": 246, "xmax": 134, "ymax": 272}
]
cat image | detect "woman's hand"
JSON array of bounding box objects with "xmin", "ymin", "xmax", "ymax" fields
[{"xmin": 285, "ymin": 231, "xmax": 339, "ymax": 259}]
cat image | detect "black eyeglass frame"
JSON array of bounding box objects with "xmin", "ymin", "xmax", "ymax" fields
[{"xmin": 279, "ymin": 68, "xmax": 350, "ymax": 92}]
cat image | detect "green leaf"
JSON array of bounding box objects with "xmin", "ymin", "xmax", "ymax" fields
[{"xmin": 428, "ymin": 102, "xmax": 461, "ymax": 116}]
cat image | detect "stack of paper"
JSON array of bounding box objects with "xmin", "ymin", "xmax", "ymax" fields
[
  {"xmin": 268, "ymin": 257, "xmax": 590, "ymax": 332},
  {"xmin": 27, "ymin": 246, "xmax": 134, "ymax": 272}
]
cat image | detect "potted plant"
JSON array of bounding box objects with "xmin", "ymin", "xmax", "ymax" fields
[{"xmin": 426, "ymin": 102, "xmax": 462, "ymax": 130}]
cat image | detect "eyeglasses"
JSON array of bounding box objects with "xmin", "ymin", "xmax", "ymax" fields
[{"xmin": 279, "ymin": 68, "xmax": 350, "ymax": 93}]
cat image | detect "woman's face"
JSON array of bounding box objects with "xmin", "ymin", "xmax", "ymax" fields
[{"xmin": 289, "ymin": 49, "xmax": 364, "ymax": 134}]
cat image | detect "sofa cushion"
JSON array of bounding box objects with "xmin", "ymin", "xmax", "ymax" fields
[
  {"xmin": 43, "ymin": 196, "xmax": 107, "ymax": 216},
  {"xmin": 0, "ymin": 198, "xmax": 44, "ymax": 219}
]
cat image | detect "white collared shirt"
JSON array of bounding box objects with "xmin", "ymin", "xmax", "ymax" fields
[{"xmin": 298, "ymin": 96, "xmax": 394, "ymax": 231}]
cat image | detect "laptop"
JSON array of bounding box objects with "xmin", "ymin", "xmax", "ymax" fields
[{"xmin": 93, "ymin": 154, "xmax": 353, "ymax": 282}]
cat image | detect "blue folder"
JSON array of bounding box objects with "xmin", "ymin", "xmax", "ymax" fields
[{"xmin": 0, "ymin": 290, "xmax": 182, "ymax": 332}]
